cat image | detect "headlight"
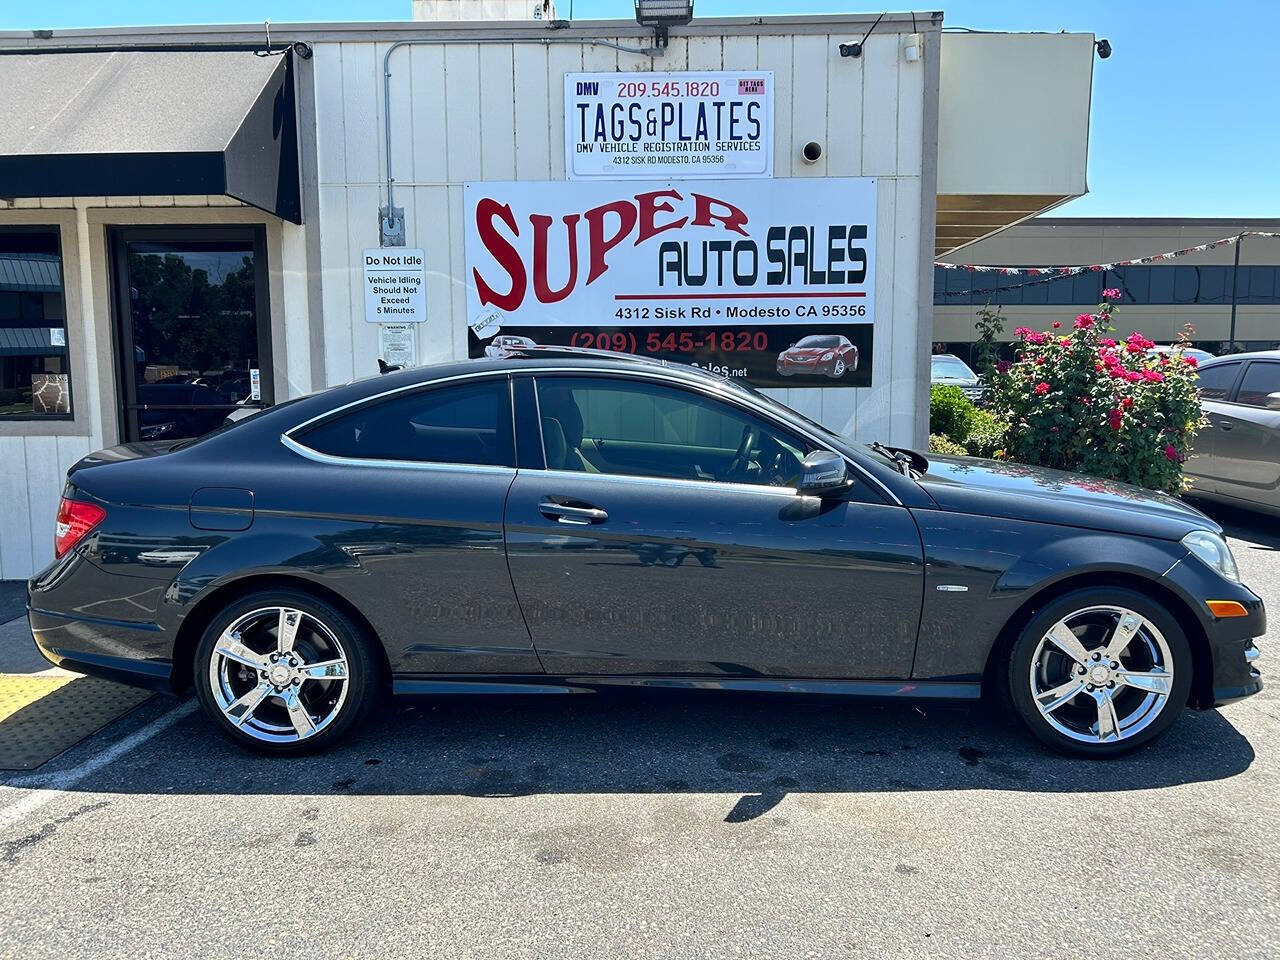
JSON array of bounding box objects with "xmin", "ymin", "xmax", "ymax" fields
[
  {"xmin": 821, "ymin": 352, "xmax": 834, "ymax": 361},
  {"xmin": 1182, "ymin": 530, "xmax": 1240, "ymax": 582}
]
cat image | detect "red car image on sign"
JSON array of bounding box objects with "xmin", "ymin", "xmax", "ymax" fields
[{"xmin": 776, "ymin": 335, "xmax": 859, "ymax": 379}]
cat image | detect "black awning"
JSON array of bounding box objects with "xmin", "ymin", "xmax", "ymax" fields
[{"xmin": 0, "ymin": 48, "xmax": 301, "ymax": 223}]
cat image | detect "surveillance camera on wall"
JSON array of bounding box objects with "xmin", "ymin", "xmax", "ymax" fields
[{"xmin": 838, "ymin": 42, "xmax": 862, "ymax": 58}]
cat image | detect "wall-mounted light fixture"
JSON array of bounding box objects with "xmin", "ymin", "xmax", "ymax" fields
[
  {"xmin": 634, "ymin": 0, "xmax": 694, "ymax": 52},
  {"xmin": 902, "ymin": 32, "xmax": 922, "ymax": 62},
  {"xmin": 1095, "ymin": 38, "xmax": 1112, "ymax": 59}
]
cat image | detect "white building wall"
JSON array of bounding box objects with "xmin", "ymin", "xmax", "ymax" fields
[
  {"xmin": 307, "ymin": 22, "xmax": 935, "ymax": 447},
  {"xmin": 0, "ymin": 195, "xmax": 306, "ymax": 580}
]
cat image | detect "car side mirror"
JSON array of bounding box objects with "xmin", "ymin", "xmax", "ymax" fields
[
  {"xmin": 797, "ymin": 450, "xmax": 852, "ymax": 497},
  {"xmin": 1266, "ymin": 392, "xmax": 1280, "ymax": 410}
]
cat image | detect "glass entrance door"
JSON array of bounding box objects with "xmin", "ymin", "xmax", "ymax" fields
[{"xmin": 110, "ymin": 227, "xmax": 272, "ymax": 443}]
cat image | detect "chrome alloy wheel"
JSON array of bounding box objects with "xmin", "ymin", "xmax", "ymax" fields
[
  {"xmin": 1029, "ymin": 604, "xmax": 1175, "ymax": 745},
  {"xmin": 208, "ymin": 606, "xmax": 350, "ymax": 744}
]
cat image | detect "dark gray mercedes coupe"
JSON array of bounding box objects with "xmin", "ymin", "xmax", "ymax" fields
[{"xmin": 28, "ymin": 349, "xmax": 1264, "ymax": 756}]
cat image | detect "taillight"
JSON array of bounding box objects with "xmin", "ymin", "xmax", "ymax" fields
[{"xmin": 54, "ymin": 496, "xmax": 106, "ymax": 559}]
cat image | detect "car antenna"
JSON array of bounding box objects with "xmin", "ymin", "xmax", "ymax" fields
[{"xmin": 377, "ymin": 358, "xmax": 402, "ymax": 375}]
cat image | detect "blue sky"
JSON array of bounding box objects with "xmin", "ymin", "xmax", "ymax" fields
[{"xmin": 3, "ymin": 1, "xmax": 1276, "ymax": 219}]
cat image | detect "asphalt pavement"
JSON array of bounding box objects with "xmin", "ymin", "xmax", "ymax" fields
[{"xmin": 0, "ymin": 501, "xmax": 1277, "ymax": 959}]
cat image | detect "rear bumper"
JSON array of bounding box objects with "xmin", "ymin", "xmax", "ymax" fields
[{"xmin": 28, "ymin": 606, "xmax": 175, "ymax": 693}]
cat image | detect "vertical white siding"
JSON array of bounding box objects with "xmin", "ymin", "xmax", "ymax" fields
[{"xmin": 310, "ymin": 27, "xmax": 929, "ymax": 442}]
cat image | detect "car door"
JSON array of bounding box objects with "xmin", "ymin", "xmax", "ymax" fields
[
  {"xmin": 1208, "ymin": 360, "xmax": 1280, "ymax": 509},
  {"xmin": 280, "ymin": 374, "xmax": 540, "ymax": 675},
  {"xmin": 503, "ymin": 372, "xmax": 925, "ymax": 679},
  {"xmin": 1187, "ymin": 359, "xmax": 1245, "ymax": 494}
]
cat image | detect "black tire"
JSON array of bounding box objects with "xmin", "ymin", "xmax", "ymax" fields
[
  {"xmin": 1006, "ymin": 587, "xmax": 1192, "ymax": 758},
  {"xmin": 193, "ymin": 589, "xmax": 381, "ymax": 755}
]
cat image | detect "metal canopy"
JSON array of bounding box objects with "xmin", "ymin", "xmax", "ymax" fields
[{"xmin": 0, "ymin": 48, "xmax": 301, "ymax": 223}]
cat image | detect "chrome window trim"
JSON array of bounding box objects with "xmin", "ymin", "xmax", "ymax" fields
[
  {"xmin": 278, "ymin": 362, "xmax": 901, "ymax": 505},
  {"xmin": 536, "ymin": 466, "xmax": 801, "ymax": 499},
  {"xmin": 280, "ymin": 433, "xmax": 518, "ymax": 477}
]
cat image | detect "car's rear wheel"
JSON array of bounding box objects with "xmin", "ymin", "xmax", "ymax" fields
[
  {"xmin": 1007, "ymin": 588, "xmax": 1192, "ymax": 757},
  {"xmin": 193, "ymin": 589, "xmax": 380, "ymax": 755}
]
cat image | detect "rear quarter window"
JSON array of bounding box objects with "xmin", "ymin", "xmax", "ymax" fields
[{"xmin": 298, "ymin": 378, "xmax": 514, "ymax": 467}]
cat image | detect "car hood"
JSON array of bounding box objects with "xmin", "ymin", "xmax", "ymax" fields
[
  {"xmin": 916, "ymin": 454, "xmax": 1220, "ymax": 540},
  {"xmin": 783, "ymin": 348, "xmax": 831, "ymax": 358}
]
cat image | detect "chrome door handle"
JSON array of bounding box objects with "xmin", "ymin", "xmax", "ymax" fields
[
  {"xmin": 538, "ymin": 501, "xmax": 608, "ymax": 525},
  {"xmin": 1218, "ymin": 422, "xmax": 1234, "ymax": 431}
]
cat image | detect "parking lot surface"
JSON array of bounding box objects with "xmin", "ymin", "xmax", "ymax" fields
[{"xmin": 0, "ymin": 502, "xmax": 1276, "ymax": 960}]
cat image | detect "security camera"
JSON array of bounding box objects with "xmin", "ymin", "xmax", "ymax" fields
[
  {"xmin": 839, "ymin": 42, "xmax": 862, "ymax": 58},
  {"xmin": 292, "ymin": 40, "xmax": 313, "ymax": 59},
  {"xmin": 1095, "ymin": 38, "xmax": 1111, "ymax": 59}
]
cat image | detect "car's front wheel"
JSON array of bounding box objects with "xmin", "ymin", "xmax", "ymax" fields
[
  {"xmin": 193, "ymin": 589, "xmax": 380, "ymax": 755},
  {"xmin": 1007, "ymin": 588, "xmax": 1192, "ymax": 757}
]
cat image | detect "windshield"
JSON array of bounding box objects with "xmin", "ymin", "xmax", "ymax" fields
[
  {"xmin": 931, "ymin": 355, "xmax": 977, "ymax": 381},
  {"xmin": 795, "ymin": 335, "xmax": 842, "ymax": 348}
]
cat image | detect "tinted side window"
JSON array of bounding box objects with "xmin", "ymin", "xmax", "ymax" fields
[
  {"xmin": 1196, "ymin": 361, "xmax": 1241, "ymax": 402},
  {"xmin": 1236, "ymin": 362, "xmax": 1280, "ymax": 407},
  {"xmin": 534, "ymin": 376, "xmax": 810, "ymax": 487},
  {"xmin": 300, "ymin": 379, "xmax": 513, "ymax": 466}
]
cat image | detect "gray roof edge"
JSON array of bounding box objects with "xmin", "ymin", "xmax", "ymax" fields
[
  {"xmin": 1029, "ymin": 217, "xmax": 1280, "ymax": 228},
  {"xmin": 0, "ymin": 13, "xmax": 946, "ymax": 49}
]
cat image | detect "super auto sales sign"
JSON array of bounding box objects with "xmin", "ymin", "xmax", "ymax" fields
[{"xmin": 464, "ymin": 178, "xmax": 877, "ymax": 387}]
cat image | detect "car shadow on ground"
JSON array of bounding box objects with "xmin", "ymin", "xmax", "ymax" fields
[{"xmin": 47, "ymin": 690, "xmax": 1256, "ymax": 820}]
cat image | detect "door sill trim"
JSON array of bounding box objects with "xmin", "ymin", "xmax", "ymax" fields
[{"xmin": 391, "ymin": 675, "xmax": 981, "ymax": 699}]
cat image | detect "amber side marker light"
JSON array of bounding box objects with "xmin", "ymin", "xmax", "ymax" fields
[{"xmin": 1206, "ymin": 600, "xmax": 1249, "ymax": 618}]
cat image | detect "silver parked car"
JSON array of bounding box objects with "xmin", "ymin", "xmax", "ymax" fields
[
  {"xmin": 1186, "ymin": 350, "xmax": 1280, "ymax": 516},
  {"xmin": 930, "ymin": 353, "xmax": 984, "ymax": 402}
]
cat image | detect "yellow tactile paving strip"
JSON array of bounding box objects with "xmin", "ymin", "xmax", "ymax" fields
[{"xmin": 0, "ymin": 674, "xmax": 152, "ymax": 770}]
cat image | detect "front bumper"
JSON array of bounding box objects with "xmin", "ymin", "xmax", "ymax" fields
[{"xmin": 1163, "ymin": 556, "xmax": 1264, "ymax": 708}]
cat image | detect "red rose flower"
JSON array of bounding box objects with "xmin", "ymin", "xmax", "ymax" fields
[
  {"xmin": 1108, "ymin": 408, "xmax": 1123, "ymax": 430},
  {"xmin": 1165, "ymin": 444, "xmax": 1179, "ymax": 461},
  {"xmin": 1034, "ymin": 382, "xmax": 1050, "ymax": 395},
  {"xmin": 1052, "ymin": 321, "xmax": 1062, "ymax": 329}
]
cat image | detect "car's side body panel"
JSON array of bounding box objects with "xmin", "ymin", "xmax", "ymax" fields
[{"xmin": 505, "ymin": 470, "xmax": 925, "ymax": 678}]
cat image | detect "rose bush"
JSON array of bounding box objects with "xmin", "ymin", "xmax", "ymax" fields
[{"xmin": 986, "ymin": 290, "xmax": 1203, "ymax": 494}]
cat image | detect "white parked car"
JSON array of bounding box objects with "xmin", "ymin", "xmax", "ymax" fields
[{"xmin": 484, "ymin": 335, "xmax": 536, "ymax": 359}]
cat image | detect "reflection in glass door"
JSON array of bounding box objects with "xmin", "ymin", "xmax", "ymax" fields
[{"xmin": 110, "ymin": 227, "xmax": 272, "ymax": 443}]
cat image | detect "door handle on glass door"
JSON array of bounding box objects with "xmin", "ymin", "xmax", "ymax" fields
[{"xmin": 538, "ymin": 501, "xmax": 609, "ymax": 525}]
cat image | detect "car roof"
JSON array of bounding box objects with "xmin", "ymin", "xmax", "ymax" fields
[
  {"xmin": 216, "ymin": 352, "xmax": 729, "ymax": 436},
  {"xmin": 1201, "ymin": 349, "xmax": 1280, "ymax": 365}
]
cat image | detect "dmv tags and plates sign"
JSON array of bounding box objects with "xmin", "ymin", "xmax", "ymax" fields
[
  {"xmin": 362, "ymin": 248, "xmax": 426, "ymax": 323},
  {"xmin": 565, "ymin": 71, "xmax": 773, "ymax": 180}
]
